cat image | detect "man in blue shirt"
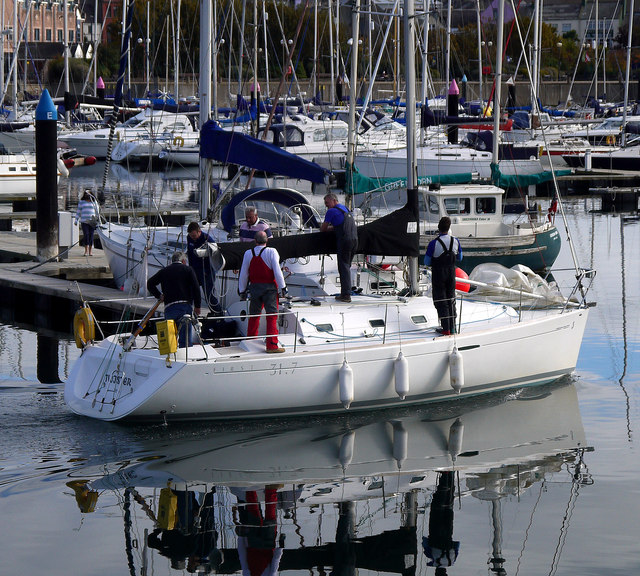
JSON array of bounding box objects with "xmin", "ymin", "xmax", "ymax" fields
[
  {"xmin": 424, "ymin": 217, "xmax": 462, "ymax": 335},
  {"xmin": 321, "ymin": 193, "xmax": 358, "ymax": 302}
]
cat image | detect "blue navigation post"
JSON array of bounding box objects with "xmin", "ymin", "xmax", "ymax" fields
[
  {"xmin": 460, "ymin": 73, "xmax": 468, "ymax": 102},
  {"xmin": 447, "ymin": 79, "xmax": 459, "ymax": 145},
  {"xmin": 35, "ymin": 89, "xmax": 59, "ymax": 262}
]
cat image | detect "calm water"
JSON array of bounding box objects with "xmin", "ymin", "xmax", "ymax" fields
[{"xmin": 0, "ymin": 166, "xmax": 638, "ymax": 575}]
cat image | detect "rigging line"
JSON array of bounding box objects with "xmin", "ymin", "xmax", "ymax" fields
[
  {"xmin": 483, "ymin": 0, "xmax": 526, "ymax": 117},
  {"xmin": 354, "ymin": 0, "xmax": 400, "ymax": 135},
  {"xmin": 101, "ymin": 0, "xmax": 137, "ymax": 193},
  {"xmin": 508, "ymin": 7, "xmax": 583, "ymax": 277},
  {"xmin": 547, "ymin": 463, "xmax": 584, "ymax": 576},
  {"xmin": 514, "ymin": 479, "xmax": 545, "ymax": 576}
]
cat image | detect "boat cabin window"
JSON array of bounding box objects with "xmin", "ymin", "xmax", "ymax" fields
[
  {"xmin": 444, "ymin": 197, "xmax": 470, "ymax": 215},
  {"xmin": 369, "ymin": 319, "xmax": 385, "ymax": 328},
  {"xmin": 259, "ymin": 128, "xmax": 276, "ymax": 144},
  {"xmin": 282, "ymin": 126, "xmax": 304, "ymax": 147},
  {"xmin": 410, "ymin": 315, "xmax": 428, "ymax": 324},
  {"xmin": 316, "ymin": 323, "xmax": 333, "ymax": 333},
  {"xmin": 427, "ymin": 196, "xmax": 439, "ymax": 214},
  {"xmin": 475, "ymin": 197, "xmax": 496, "ymax": 214}
]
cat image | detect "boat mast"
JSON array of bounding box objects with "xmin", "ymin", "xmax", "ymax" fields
[
  {"xmin": 200, "ymin": 0, "xmax": 213, "ymax": 219},
  {"xmin": 12, "ymin": 0, "xmax": 17, "ymax": 118},
  {"xmin": 64, "ymin": 0, "xmax": 70, "ymax": 124},
  {"xmin": 175, "ymin": 0, "xmax": 182, "ymax": 99},
  {"xmin": 476, "ymin": 0, "xmax": 482, "ymax": 105},
  {"xmin": 405, "ymin": 0, "xmax": 419, "ymax": 292},
  {"xmin": 530, "ymin": 0, "xmax": 539, "ymax": 110},
  {"xmin": 491, "ymin": 0, "xmax": 504, "ymax": 169},
  {"xmin": 0, "ymin": 0, "xmax": 4, "ymax": 102},
  {"xmin": 101, "ymin": 0, "xmax": 136, "ymax": 192},
  {"xmin": 621, "ymin": 0, "xmax": 634, "ymax": 147},
  {"xmin": 346, "ymin": 0, "xmax": 360, "ymax": 182},
  {"xmin": 329, "ymin": 0, "xmax": 335, "ymax": 103},
  {"xmin": 445, "ymin": 0, "xmax": 451, "ymax": 91}
]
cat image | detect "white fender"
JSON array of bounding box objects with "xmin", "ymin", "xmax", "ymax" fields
[
  {"xmin": 394, "ymin": 351, "xmax": 409, "ymax": 399},
  {"xmin": 338, "ymin": 430, "xmax": 355, "ymax": 469},
  {"xmin": 449, "ymin": 346, "xmax": 464, "ymax": 393},
  {"xmin": 447, "ymin": 418, "xmax": 464, "ymax": 461},
  {"xmin": 57, "ymin": 157, "xmax": 69, "ymax": 178},
  {"xmin": 392, "ymin": 421, "xmax": 408, "ymax": 469},
  {"xmin": 339, "ymin": 360, "xmax": 354, "ymax": 409}
]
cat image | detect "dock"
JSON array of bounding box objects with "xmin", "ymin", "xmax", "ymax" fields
[{"xmin": 0, "ymin": 231, "xmax": 158, "ymax": 334}]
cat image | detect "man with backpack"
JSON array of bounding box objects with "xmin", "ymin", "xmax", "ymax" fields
[
  {"xmin": 321, "ymin": 193, "xmax": 359, "ymax": 303},
  {"xmin": 424, "ymin": 217, "xmax": 462, "ymax": 336}
]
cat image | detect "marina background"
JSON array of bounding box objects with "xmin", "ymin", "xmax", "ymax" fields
[{"xmin": 0, "ymin": 166, "xmax": 638, "ymax": 574}]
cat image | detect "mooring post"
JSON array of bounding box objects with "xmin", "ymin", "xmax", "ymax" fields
[
  {"xmin": 35, "ymin": 89, "xmax": 59, "ymax": 263},
  {"xmin": 447, "ymin": 79, "xmax": 459, "ymax": 145}
]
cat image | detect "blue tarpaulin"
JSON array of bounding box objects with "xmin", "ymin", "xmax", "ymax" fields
[{"xmin": 200, "ymin": 121, "xmax": 328, "ymax": 183}]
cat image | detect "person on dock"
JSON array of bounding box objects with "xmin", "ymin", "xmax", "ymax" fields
[
  {"xmin": 424, "ymin": 217, "xmax": 462, "ymax": 336},
  {"xmin": 186, "ymin": 221, "xmax": 222, "ymax": 315},
  {"xmin": 147, "ymin": 251, "xmax": 201, "ymax": 348},
  {"xmin": 75, "ymin": 189, "xmax": 98, "ymax": 257},
  {"xmin": 238, "ymin": 231, "xmax": 287, "ymax": 353},
  {"xmin": 320, "ymin": 193, "xmax": 358, "ymax": 303},
  {"xmin": 240, "ymin": 207, "xmax": 272, "ymax": 242}
]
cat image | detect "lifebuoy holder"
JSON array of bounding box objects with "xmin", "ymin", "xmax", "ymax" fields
[{"xmin": 173, "ymin": 136, "xmax": 185, "ymax": 147}]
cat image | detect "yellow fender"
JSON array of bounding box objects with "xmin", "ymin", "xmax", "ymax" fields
[
  {"xmin": 606, "ymin": 135, "xmax": 615, "ymax": 146},
  {"xmin": 173, "ymin": 135, "xmax": 185, "ymax": 147},
  {"xmin": 74, "ymin": 307, "xmax": 96, "ymax": 348}
]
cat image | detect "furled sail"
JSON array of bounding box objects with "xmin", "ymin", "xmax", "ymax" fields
[{"xmin": 200, "ymin": 121, "xmax": 328, "ymax": 183}]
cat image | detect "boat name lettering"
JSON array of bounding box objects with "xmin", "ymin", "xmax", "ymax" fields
[
  {"xmin": 103, "ymin": 370, "xmax": 133, "ymax": 388},
  {"xmin": 270, "ymin": 361, "xmax": 298, "ymax": 376}
]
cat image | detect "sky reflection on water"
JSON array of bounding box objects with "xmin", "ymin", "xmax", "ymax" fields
[{"xmin": 0, "ymin": 189, "xmax": 638, "ymax": 575}]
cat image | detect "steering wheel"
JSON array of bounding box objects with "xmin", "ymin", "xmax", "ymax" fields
[{"xmin": 280, "ymin": 203, "xmax": 322, "ymax": 230}]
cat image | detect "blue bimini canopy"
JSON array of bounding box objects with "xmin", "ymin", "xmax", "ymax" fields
[
  {"xmin": 200, "ymin": 121, "xmax": 328, "ymax": 183},
  {"xmin": 220, "ymin": 187, "xmax": 321, "ymax": 233}
]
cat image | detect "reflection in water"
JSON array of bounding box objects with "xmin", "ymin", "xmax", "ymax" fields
[
  {"xmin": 62, "ymin": 382, "xmax": 590, "ymax": 575},
  {"xmin": 619, "ymin": 217, "xmax": 632, "ymax": 440}
]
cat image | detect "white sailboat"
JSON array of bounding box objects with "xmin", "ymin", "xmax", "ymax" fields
[{"xmin": 64, "ymin": 0, "xmax": 593, "ymax": 423}]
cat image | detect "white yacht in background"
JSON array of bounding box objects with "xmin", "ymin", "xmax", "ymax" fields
[{"xmin": 58, "ymin": 108, "xmax": 196, "ymax": 159}]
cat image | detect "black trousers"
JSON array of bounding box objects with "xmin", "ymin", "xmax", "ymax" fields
[
  {"xmin": 337, "ymin": 238, "xmax": 357, "ymax": 297},
  {"xmin": 431, "ymin": 264, "xmax": 456, "ymax": 333}
]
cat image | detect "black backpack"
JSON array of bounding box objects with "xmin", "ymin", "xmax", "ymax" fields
[{"xmin": 337, "ymin": 206, "xmax": 358, "ymax": 243}]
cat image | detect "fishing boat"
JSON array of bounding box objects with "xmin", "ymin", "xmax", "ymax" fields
[
  {"xmin": 64, "ymin": 0, "xmax": 593, "ymax": 424},
  {"xmin": 360, "ymin": 180, "xmax": 561, "ymax": 272}
]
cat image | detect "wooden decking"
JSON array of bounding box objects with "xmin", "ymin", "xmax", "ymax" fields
[{"xmin": 0, "ymin": 231, "xmax": 157, "ymax": 319}]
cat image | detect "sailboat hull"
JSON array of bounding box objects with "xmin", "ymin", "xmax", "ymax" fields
[{"xmin": 64, "ymin": 298, "xmax": 588, "ymax": 422}]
